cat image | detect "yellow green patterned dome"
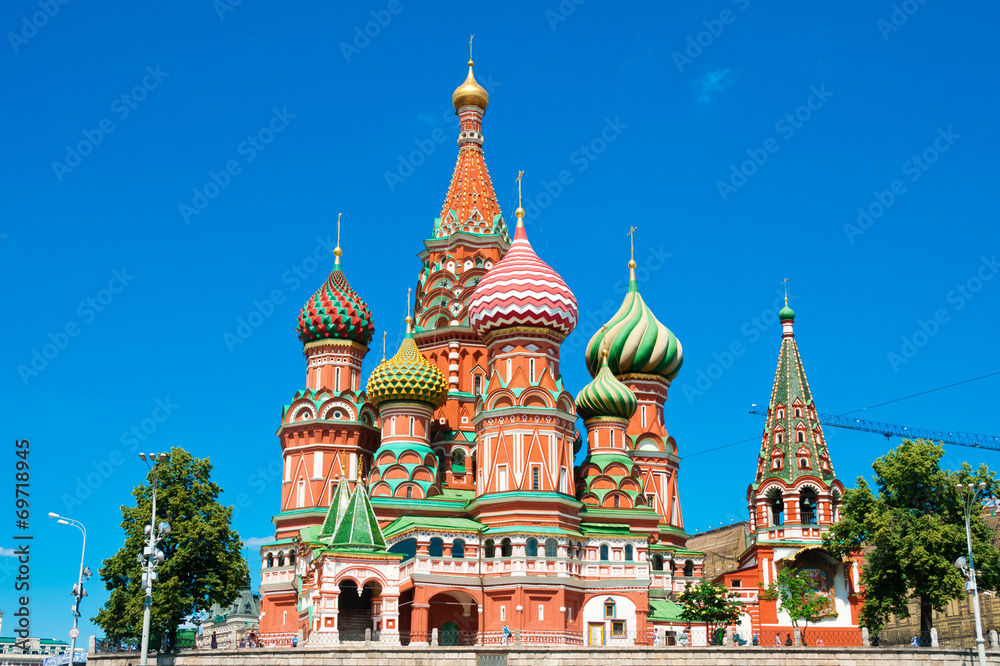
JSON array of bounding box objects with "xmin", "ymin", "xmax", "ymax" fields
[
  {"xmin": 366, "ymin": 320, "xmax": 448, "ymax": 409},
  {"xmin": 585, "ymin": 261, "xmax": 683, "ymax": 380},
  {"xmin": 576, "ymin": 352, "xmax": 638, "ymax": 421}
]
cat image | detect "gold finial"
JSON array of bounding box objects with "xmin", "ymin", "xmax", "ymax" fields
[
  {"xmin": 514, "ymin": 170, "xmax": 525, "ymax": 223},
  {"xmin": 405, "ymin": 288, "xmax": 413, "ymax": 334},
  {"xmin": 600, "ymin": 325, "xmax": 609, "ymax": 361},
  {"xmin": 339, "ymin": 449, "xmax": 346, "ymax": 477},
  {"xmin": 358, "ymin": 455, "xmax": 365, "ymax": 484},
  {"xmin": 334, "ymin": 213, "xmax": 343, "ymax": 264},
  {"xmin": 626, "ymin": 227, "xmax": 637, "ymax": 280},
  {"xmin": 781, "ymin": 277, "xmax": 789, "ymax": 305},
  {"xmin": 469, "ymin": 34, "xmax": 474, "ymax": 62},
  {"xmin": 382, "ymin": 331, "xmax": 387, "ymax": 362}
]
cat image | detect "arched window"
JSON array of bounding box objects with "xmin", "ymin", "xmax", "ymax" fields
[
  {"xmin": 800, "ymin": 487, "xmax": 818, "ymax": 525},
  {"xmin": 452, "ymin": 449, "xmax": 466, "ymax": 472},
  {"xmin": 768, "ymin": 490, "xmax": 784, "ymax": 525},
  {"xmin": 526, "ymin": 538, "xmax": 538, "ymax": 557},
  {"xmin": 390, "ymin": 416, "xmax": 396, "ymax": 436},
  {"xmin": 652, "ymin": 554, "xmax": 663, "ymax": 571},
  {"xmin": 529, "ymin": 358, "xmax": 535, "ymax": 382},
  {"xmin": 544, "ymin": 538, "xmax": 558, "ymax": 558},
  {"xmin": 277, "ymin": 551, "xmax": 285, "ymax": 566},
  {"xmin": 501, "ymin": 538, "xmax": 513, "ymax": 557},
  {"xmin": 484, "ymin": 539, "xmax": 496, "ymax": 558},
  {"xmin": 388, "ymin": 538, "xmax": 417, "ymax": 562},
  {"xmin": 684, "ymin": 560, "xmax": 694, "ymax": 577},
  {"xmin": 406, "ymin": 486, "xmax": 413, "ymax": 498},
  {"xmin": 799, "ymin": 457, "xmax": 809, "ymax": 469},
  {"xmin": 795, "ymin": 407, "xmax": 802, "ymax": 418},
  {"xmin": 451, "ymin": 539, "xmax": 465, "ymax": 558},
  {"xmin": 797, "ymin": 431, "xmax": 805, "ymax": 443},
  {"xmin": 777, "ymin": 408, "xmax": 784, "ymax": 419},
  {"xmin": 625, "ymin": 544, "xmax": 634, "ymax": 561},
  {"xmin": 670, "ymin": 559, "xmax": 676, "ymax": 574},
  {"xmin": 776, "ymin": 432, "xmax": 784, "ymax": 444},
  {"xmin": 613, "ymin": 494, "xmax": 620, "ymax": 508},
  {"xmin": 409, "ymin": 417, "xmax": 415, "ymax": 436},
  {"xmin": 429, "ymin": 537, "xmax": 444, "ymax": 557},
  {"xmin": 600, "ymin": 544, "xmax": 609, "ymax": 561},
  {"xmin": 266, "ymin": 553, "xmax": 274, "ymax": 568},
  {"xmin": 532, "ymin": 467, "xmax": 541, "ymax": 490},
  {"xmin": 474, "ymin": 374, "xmax": 482, "ymax": 395},
  {"xmin": 438, "ymin": 450, "xmax": 447, "ymax": 483},
  {"xmin": 335, "ymin": 367, "xmax": 341, "ymax": 388},
  {"xmin": 288, "ymin": 551, "xmax": 296, "ymax": 565}
]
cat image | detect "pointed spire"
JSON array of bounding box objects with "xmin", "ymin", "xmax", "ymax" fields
[
  {"xmin": 330, "ymin": 481, "xmax": 386, "ymax": 551},
  {"xmin": 514, "ymin": 170, "xmax": 526, "ymax": 239},
  {"xmin": 320, "ymin": 477, "xmax": 352, "ymax": 538},
  {"xmin": 756, "ymin": 304, "xmax": 834, "ymax": 486},
  {"xmin": 334, "ymin": 213, "xmax": 343, "ymax": 268},
  {"xmin": 627, "ymin": 226, "xmax": 638, "ymax": 287}
]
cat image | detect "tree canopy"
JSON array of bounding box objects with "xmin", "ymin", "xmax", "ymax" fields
[
  {"xmin": 678, "ymin": 580, "xmax": 744, "ymax": 645},
  {"xmin": 759, "ymin": 566, "xmax": 830, "ymax": 645},
  {"xmin": 823, "ymin": 439, "xmax": 1000, "ymax": 634},
  {"xmin": 93, "ymin": 447, "xmax": 249, "ymax": 646}
]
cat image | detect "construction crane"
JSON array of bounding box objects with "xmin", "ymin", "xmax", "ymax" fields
[{"xmin": 748, "ymin": 405, "xmax": 1000, "ymax": 453}]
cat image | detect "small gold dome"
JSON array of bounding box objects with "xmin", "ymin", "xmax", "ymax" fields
[{"xmin": 452, "ymin": 60, "xmax": 489, "ymax": 111}]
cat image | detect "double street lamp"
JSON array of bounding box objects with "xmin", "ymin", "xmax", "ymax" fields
[
  {"xmin": 138, "ymin": 452, "xmax": 171, "ymax": 666},
  {"xmin": 954, "ymin": 480, "xmax": 988, "ymax": 666},
  {"xmin": 47, "ymin": 513, "xmax": 90, "ymax": 665}
]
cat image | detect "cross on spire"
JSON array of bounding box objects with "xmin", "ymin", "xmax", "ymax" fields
[
  {"xmin": 781, "ymin": 277, "xmax": 789, "ymax": 305},
  {"xmin": 516, "ymin": 170, "xmax": 524, "ymax": 208},
  {"xmin": 334, "ymin": 213, "xmax": 343, "ymax": 265},
  {"xmin": 382, "ymin": 331, "xmax": 387, "ymax": 362},
  {"xmin": 469, "ymin": 34, "xmax": 474, "ymax": 61},
  {"xmin": 627, "ymin": 226, "xmax": 637, "ymax": 263}
]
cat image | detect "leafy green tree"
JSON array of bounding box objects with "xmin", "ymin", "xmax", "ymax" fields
[
  {"xmin": 93, "ymin": 447, "xmax": 249, "ymax": 647},
  {"xmin": 759, "ymin": 566, "xmax": 830, "ymax": 645},
  {"xmin": 823, "ymin": 439, "xmax": 1000, "ymax": 635},
  {"xmin": 678, "ymin": 580, "xmax": 745, "ymax": 645}
]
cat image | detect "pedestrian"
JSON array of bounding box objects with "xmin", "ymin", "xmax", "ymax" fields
[
  {"xmin": 911, "ymin": 634, "xmax": 920, "ymax": 647},
  {"xmin": 654, "ymin": 629, "xmax": 660, "ymax": 647},
  {"xmin": 775, "ymin": 633, "xmax": 781, "ymax": 647},
  {"xmin": 210, "ymin": 632, "xmax": 217, "ymax": 649},
  {"xmin": 752, "ymin": 634, "xmax": 759, "ymax": 646},
  {"xmin": 292, "ymin": 635, "xmax": 298, "ymax": 648},
  {"xmin": 785, "ymin": 632, "xmax": 792, "ymax": 646},
  {"xmin": 503, "ymin": 623, "xmax": 511, "ymax": 645}
]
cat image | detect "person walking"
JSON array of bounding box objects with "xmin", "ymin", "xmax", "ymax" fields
[
  {"xmin": 775, "ymin": 633, "xmax": 781, "ymax": 647},
  {"xmin": 785, "ymin": 632, "xmax": 793, "ymax": 646},
  {"xmin": 210, "ymin": 632, "xmax": 217, "ymax": 649},
  {"xmin": 503, "ymin": 623, "xmax": 511, "ymax": 645}
]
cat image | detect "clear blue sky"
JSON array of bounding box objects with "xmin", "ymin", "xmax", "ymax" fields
[{"xmin": 2, "ymin": 0, "xmax": 998, "ymax": 643}]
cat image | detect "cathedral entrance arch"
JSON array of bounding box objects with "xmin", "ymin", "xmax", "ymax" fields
[
  {"xmin": 338, "ymin": 579, "xmax": 382, "ymax": 642},
  {"xmin": 428, "ymin": 590, "xmax": 479, "ymax": 646}
]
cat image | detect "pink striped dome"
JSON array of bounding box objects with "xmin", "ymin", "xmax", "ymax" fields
[{"xmin": 469, "ymin": 215, "xmax": 578, "ymax": 339}]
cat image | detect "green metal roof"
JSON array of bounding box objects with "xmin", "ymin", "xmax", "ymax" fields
[
  {"xmin": 579, "ymin": 522, "xmax": 633, "ymax": 536},
  {"xmin": 383, "ymin": 515, "xmax": 484, "ymax": 538},
  {"xmin": 331, "ymin": 484, "xmax": 386, "ymax": 551},
  {"xmin": 649, "ymin": 598, "xmax": 686, "ymax": 622}
]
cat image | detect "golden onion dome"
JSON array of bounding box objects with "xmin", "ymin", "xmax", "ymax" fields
[
  {"xmin": 366, "ymin": 318, "xmax": 448, "ymax": 409},
  {"xmin": 452, "ymin": 60, "xmax": 489, "ymax": 111}
]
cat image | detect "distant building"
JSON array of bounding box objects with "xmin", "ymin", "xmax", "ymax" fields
[
  {"xmin": 0, "ymin": 637, "xmax": 72, "ymax": 666},
  {"xmin": 199, "ymin": 584, "xmax": 260, "ymax": 647}
]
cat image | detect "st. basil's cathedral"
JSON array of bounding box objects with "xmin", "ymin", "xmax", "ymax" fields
[{"xmin": 256, "ymin": 55, "xmax": 864, "ymax": 647}]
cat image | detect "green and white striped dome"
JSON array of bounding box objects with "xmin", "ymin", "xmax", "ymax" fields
[
  {"xmin": 576, "ymin": 352, "xmax": 638, "ymax": 421},
  {"xmin": 585, "ymin": 262, "xmax": 683, "ymax": 380}
]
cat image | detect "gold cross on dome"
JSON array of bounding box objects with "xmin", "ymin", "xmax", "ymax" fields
[
  {"xmin": 627, "ymin": 226, "xmax": 637, "ymax": 262},
  {"xmin": 781, "ymin": 277, "xmax": 789, "ymax": 304},
  {"xmin": 382, "ymin": 331, "xmax": 387, "ymax": 361},
  {"xmin": 469, "ymin": 35, "xmax": 474, "ymax": 61},
  {"xmin": 337, "ymin": 212, "xmax": 341, "ymax": 247},
  {"xmin": 515, "ymin": 170, "xmax": 524, "ymax": 208}
]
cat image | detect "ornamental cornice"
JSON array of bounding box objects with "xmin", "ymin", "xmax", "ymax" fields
[{"xmin": 481, "ymin": 326, "xmax": 567, "ymax": 346}]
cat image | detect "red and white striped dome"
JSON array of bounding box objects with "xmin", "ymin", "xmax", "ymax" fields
[{"xmin": 469, "ymin": 215, "xmax": 578, "ymax": 339}]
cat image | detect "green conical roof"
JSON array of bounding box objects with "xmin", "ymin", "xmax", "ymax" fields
[
  {"xmin": 585, "ymin": 262, "xmax": 683, "ymax": 380},
  {"xmin": 331, "ymin": 483, "xmax": 386, "ymax": 551},
  {"xmin": 320, "ymin": 478, "xmax": 352, "ymax": 538},
  {"xmin": 576, "ymin": 352, "xmax": 638, "ymax": 420}
]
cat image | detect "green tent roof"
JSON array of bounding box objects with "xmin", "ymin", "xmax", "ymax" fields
[
  {"xmin": 320, "ymin": 478, "xmax": 352, "ymax": 537},
  {"xmin": 331, "ymin": 483, "xmax": 386, "ymax": 551},
  {"xmin": 649, "ymin": 598, "xmax": 686, "ymax": 622}
]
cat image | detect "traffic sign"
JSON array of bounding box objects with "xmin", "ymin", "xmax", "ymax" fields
[{"xmin": 69, "ymin": 628, "xmax": 80, "ymax": 639}]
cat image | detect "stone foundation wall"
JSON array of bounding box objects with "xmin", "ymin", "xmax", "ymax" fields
[{"xmin": 88, "ymin": 645, "xmax": 1000, "ymax": 666}]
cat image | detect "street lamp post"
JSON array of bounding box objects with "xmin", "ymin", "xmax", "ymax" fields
[
  {"xmin": 47, "ymin": 513, "xmax": 90, "ymax": 666},
  {"xmin": 138, "ymin": 452, "xmax": 171, "ymax": 666},
  {"xmin": 955, "ymin": 481, "xmax": 988, "ymax": 666}
]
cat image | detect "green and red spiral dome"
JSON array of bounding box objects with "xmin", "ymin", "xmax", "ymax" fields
[{"xmin": 297, "ymin": 256, "xmax": 375, "ymax": 346}]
